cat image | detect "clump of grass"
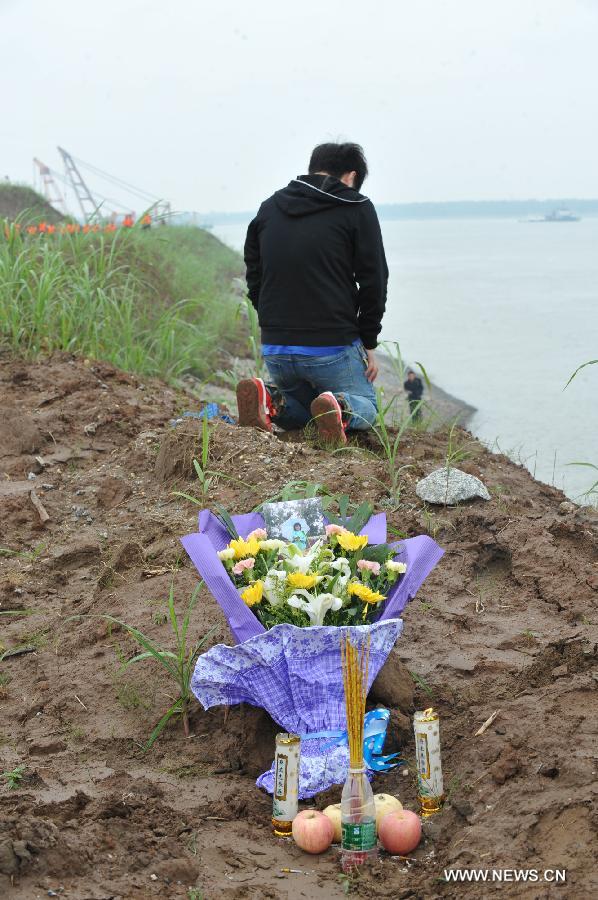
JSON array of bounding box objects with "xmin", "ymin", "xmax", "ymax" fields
[
  {"xmin": 115, "ymin": 681, "xmax": 151, "ymax": 710},
  {"xmin": 370, "ymin": 387, "xmax": 413, "ymax": 500},
  {"xmin": 0, "ymin": 542, "xmax": 47, "ymax": 563},
  {"xmin": 171, "ymin": 412, "xmax": 251, "ymax": 505},
  {"xmin": 0, "ymin": 219, "xmax": 241, "ymax": 381},
  {"xmin": 2, "ymin": 764, "xmax": 25, "ymax": 789},
  {"xmin": 96, "ymin": 582, "xmax": 216, "ymax": 748},
  {"xmin": 410, "ymin": 670, "xmax": 434, "ymax": 698},
  {"xmin": 444, "ymin": 421, "xmax": 478, "ymax": 470}
]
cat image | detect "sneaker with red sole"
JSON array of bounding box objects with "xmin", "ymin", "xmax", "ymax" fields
[
  {"xmin": 310, "ymin": 392, "xmax": 348, "ymax": 446},
  {"xmin": 236, "ymin": 378, "xmax": 273, "ymax": 433}
]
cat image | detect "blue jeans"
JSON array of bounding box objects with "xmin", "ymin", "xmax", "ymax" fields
[{"xmin": 264, "ymin": 343, "xmax": 378, "ymax": 431}]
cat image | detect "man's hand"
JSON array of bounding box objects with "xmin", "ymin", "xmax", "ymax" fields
[{"xmin": 365, "ymin": 349, "xmax": 379, "ymax": 382}]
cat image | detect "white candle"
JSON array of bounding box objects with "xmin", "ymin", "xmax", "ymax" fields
[
  {"xmin": 413, "ymin": 708, "xmax": 444, "ymax": 816},
  {"xmin": 272, "ymin": 733, "xmax": 301, "ymax": 835}
]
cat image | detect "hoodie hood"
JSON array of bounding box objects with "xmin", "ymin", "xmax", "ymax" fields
[{"xmin": 273, "ymin": 174, "xmax": 369, "ymax": 217}]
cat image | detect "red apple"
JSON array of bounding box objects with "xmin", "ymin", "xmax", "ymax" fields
[
  {"xmin": 374, "ymin": 793, "xmax": 403, "ymax": 831},
  {"xmin": 292, "ymin": 809, "xmax": 334, "ymax": 854},
  {"xmin": 378, "ymin": 809, "xmax": 422, "ymax": 855}
]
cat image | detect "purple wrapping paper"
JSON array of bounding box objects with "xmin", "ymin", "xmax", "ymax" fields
[
  {"xmin": 181, "ymin": 509, "xmax": 444, "ymax": 644},
  {"xmin": 191, "ymin": 619, "xmax": 403, "ymax": 797}
]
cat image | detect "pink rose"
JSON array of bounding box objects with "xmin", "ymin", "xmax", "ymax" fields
[
  {"xmin": 232, "ymin": 558, "xmax": 255, "ymax": 575},
  {"xmin": 357, "ymin": 559, "xmax": 380, "ymax": 575},
  {"xmin": 325, "ymin": 524, "xmax": 347, "ymax": 536},
  {"xmin": 247, "ymin": 528, "xmax": 267, "ymax": 541}
]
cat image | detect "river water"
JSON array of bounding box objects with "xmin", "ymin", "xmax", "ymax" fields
[{"xmin": 212, "ymin": 216, "xmax": 597, "ymax": 501}]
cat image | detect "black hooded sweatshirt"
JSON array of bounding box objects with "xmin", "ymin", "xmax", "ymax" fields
[{"xmin": 244, "ymin": 174, "xmax": 388, "ymax": 350}]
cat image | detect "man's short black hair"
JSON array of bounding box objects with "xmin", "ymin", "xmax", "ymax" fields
[{"xmin": 308, "ymin": 142, "xmax": 368, "ymax": 191}]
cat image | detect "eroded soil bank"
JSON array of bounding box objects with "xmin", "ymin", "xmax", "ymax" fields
[{"xmin": 1, "ymin": 352, "xmax": 597, "ymax": 899}]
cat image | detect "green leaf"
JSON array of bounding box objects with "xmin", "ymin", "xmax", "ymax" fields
[
  {"xmin": 100, "ymin": 615, "xmax": 179, "ymax": 679},
  {"xmin": 119, "ymin": 649, "xmax": 178, "ymax": 672},
  {"xmin": 144, "ymin": 700, "xmax": 183, "ymax": 750},
  {"xmin": 347, "ymin": 501, "xmax": 374, "ymax": 535},
  {"xmin": 213, "ymin": 505, "xmax": 240, "ymax": 540},
  {"xmin": 192, "ymin": 459, "xmax": 207, "ymax": 486},
  {"xmin": 564, "ymin": 359, "xmax": 598, "ymax": 390},
  {"xmin": 415, "ymin": 359, "xmax": 432, "ymax": 390},
  {"xmin": 171, "ymin": 491, "xmax": 202, "ymax": 505},
  {"xmin": 362, "ymin": 543, "xmax": 393, "ymax": 564}
]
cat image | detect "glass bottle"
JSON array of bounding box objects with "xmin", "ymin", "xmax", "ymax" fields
[{"xmin": 340, "ymin": 765, "xmax": 378, "ymax": 871}]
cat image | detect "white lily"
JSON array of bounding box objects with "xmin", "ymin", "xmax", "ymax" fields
[
  {"xmin": 217, "ymin": 547, "xmax": 235, "ymax": 561},
  {"xmin": 284, "ymin": 540, "xmax": 324, "ymax": 574},
  {"xmin": 287, "ymin": 590, "xmax": 343, "ymax": 627},
  {"xmin": 326, "ymin": 557, "xmax": 351, "ymax": 596},
  {"xmin": 262, "ymin": 569, "xmax": 287, "ymax": 605},
  {"xmin": 387, "ymin": 559, "xmax": 407, "ymax": 574},
  {"xmin": 258, "ymin": 539, "xmax": 287, "ymax": 553}
]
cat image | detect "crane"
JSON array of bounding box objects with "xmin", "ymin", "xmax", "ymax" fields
[
  {"xmin": 33, "ymin": 158, "xmax": 67, "ymax": 215},
  {"xmin": 57, "ymin": 146, "xmax": 100, "ymax": 221}
]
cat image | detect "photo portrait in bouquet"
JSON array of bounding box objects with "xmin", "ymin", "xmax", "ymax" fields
[{"xmin": 262, "ymin": 498, "xmax": 326, "ymax": 550}]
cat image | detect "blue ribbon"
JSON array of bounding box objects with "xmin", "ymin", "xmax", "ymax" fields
[{"xmin": 301, "ymin": 708, "xmax": 402, "ymax": 772}]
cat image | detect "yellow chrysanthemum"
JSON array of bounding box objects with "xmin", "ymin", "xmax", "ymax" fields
[
  {"xmin": 337, "ymin": 531, "xmax": 369, "ymax": 553},
  {"xmin": 287, "ymin": 572, "xmax": 318, "ymax": 590},
  {"xmin": 241, "ymin": 580, "xmax": 263, "ymax": 607},
  {"xmin": 229, "ymin": 538, "xmax": 261, "ymax": 560},
  {"xmin": 348, "ymin": 582, "xmax": 386, "ymax": 604}
]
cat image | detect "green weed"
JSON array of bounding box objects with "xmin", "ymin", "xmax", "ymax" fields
[
  {"xmin": 567, "ymin": 461, "xmax": 598, "ymax": 503},
  {"xmin": 371, "ymin": 387, "xmax": 413, "ymax": 500},
  {"xmin": 115, "ymin": 681, "xmax": 149, "ymax": 710},
  {"xmin": 98, "ymin": 582, "xmax": 216, "ymax": 748},
  {"xmin": 564, "ymin": 358, "xmax": 598, "ymax": 390},
  {"xmin": 410, "ymin": 670, "xmax": 434, "ymax": 698},
  {"xmin": 444, "ymin": 422, "xmax": 477, "ymax": 470},
  {"xmin": 387, "ymin": 524, "xmax": 408, "ymax": 539},
  {"xmin": 67, "ymin": 725, "xmax": 86, "ymax": 742},
  {"xmin": 0, "ymin": 542, "xmax": 46, "ymax": 564},
  {"xmin": 2, "ymin": 765, "xmax": 25, "ymax": 789},
  {"xmin": 172, "ymin": 412, "xmax": 250, "ymax": 505}
]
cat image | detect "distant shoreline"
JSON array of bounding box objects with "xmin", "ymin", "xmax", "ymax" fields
[{"xmin": 183, "ymin": 198, "xmax": 598, "ymax": 227}]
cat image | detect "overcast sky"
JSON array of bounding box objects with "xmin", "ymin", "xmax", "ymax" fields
[{"xmin": 2, "ymin": 0, "xmax": 598, "ymax": 213}]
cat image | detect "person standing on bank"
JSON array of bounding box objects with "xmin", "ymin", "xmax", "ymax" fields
[
  {"xmin": 236, "ymin": 142, "xmax": 388, "ymax": 446},
  {"xmin": 404, "ymin": 369, "xmax": 424, "ymax": 421}
]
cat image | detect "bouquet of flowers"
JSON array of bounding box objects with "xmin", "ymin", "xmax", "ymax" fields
[
  {"xmin": 181, "ymin": 503, "xmax": 443, "ymax": 797},
  {"xmin": 216, "ymin": 522, "xmax": 408, "ymax": 630}
]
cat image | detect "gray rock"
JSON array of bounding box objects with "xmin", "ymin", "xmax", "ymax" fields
[{"xmin": 416, "ymin": 467, "xmax": 490, "ymax": 505}]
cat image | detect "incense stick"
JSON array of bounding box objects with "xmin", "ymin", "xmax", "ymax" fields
[{"xmin": 340, "ymin": 633, "xmax": 371, "ymax": 768}]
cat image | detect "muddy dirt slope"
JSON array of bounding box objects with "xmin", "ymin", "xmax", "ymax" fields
[{"xmin": 1, "ymin": 352, "xmax": 597, "ymax": 899}]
